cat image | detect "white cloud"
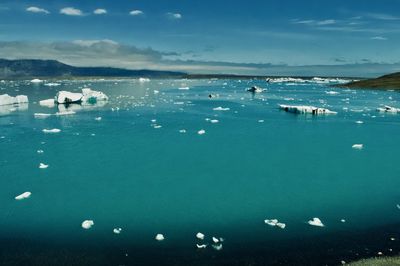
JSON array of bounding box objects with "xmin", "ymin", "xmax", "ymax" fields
[
  {"xmin": 292, "ymin": 19, "xmax": 315, "ymax": 24},
  {"xmin": 60, "ymin": 7, "xmax": 83, "ymax": 16},
  {"xmin": 129, "ymin": 10, "xmax": 144, "ymax": 16},
  {"xmin": 26, "ymin": 6, "xmax": 49, "ymax": 14},
  {"xmin": 365, "ymin": 13, "xmax": 400, "ymax": 21},
  {"xmin": 167, "ymin": 12, "xmax": 182, "ymax": 20},
  {"xmin": 316, "ymin": 19, "xmax": 336, "ymax": 25},
  {"xmin": 93, "ymin": 9, "xmax": 107, "ymax": 15},
  {"xmin": 371, "ymin": 36, "xmax": 388, "ymax": 40}
]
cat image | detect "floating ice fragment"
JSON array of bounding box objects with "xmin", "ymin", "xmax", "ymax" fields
[
  {"xmin": 55, "ymin": 91, "xmax": 83, "ymax": 104},
  {"xmin": 44, "ymin": 82, "xmax": 61, "ymax": 87},
  {"xmin": 15, "ymin": 191, "xmax": 31, "ymax": 200},
  {"xmin": 212, "ymin": 237, "xmax": 219, "ymax": 243},
  {"xmin": 213, "ymin": 107, "xmax": 230, "ymax": 111},
  {"xmin": 279, "ymin": 104, "xmax": 336, "ymax": 115},
  {"xmin": 264, "ymin": 219, "xmax": 278, "ymax": 226},
  {"xmin": 196, "ymin": 232, "xmax": 205, "ymax": 240},
  {"xmin": 377, "ymin": 105, "xmax": 400, "ymax": 113},
  {"xmin": 210, "ymin": 119, "xmax": 219, "ymax": 123},
  {"xmin": 153, "ymin": 125, "xmax": 162, "ymax": 129},
  {"xmin": 258, "ymin": 120, "xmax": 264, "ymax": 123},
  {"xmin": 113, "ymin": 228, "xmax": 122, "ymax": 234},
  {"xmin": 179, "ymin": 129, "xmax": 186, "ymax": 133},
  {"xmin": 247, "ymin": 86, "xmax": 264, "ymax": 93},
  {"xmin": 42, "ymin": 128, "xmax": 61, "ymax": 134},
  {"xmin": 308, "ymin": 217, "xmax": 324, "ymax": 227},
  {"xmin": 197, "ymin": 129, "xmax": 206, "ymax": 135},
  {"xmin": 276, "ymin": 222, "xmax": 286, "ymax": 229},
  {"xmin": 0, "ymin": 94, "xmax": 29, "ymax": 106},
  {"xmin": 352, "ymin": 144, "xmax": 363, "ymax": 150},
  {"xmin": 178, "ymin": 86, "xmax": 190, "ymax": 90},
  {"xmin": 341, "ymin": 219, "xmax": 346, "ymax": 223},
  {"xmin": 95, "ymin": 117, "xmax": 102, "ymax": 121},
  {"xmin": 37, "ymin": 150, "xmax": 44, "ymax": 154},
  {"xmin": 196, "ymin": 244, "xmax": 207, "ymax": 249},
  {"xmin": 155, "ymin": 234, "xmax": 165, "ymax": 241},
  {"xmin": 30, "ymin": 79, "xmax": 43, "ymax": 83},
  {"xmin": 81, "ymin": 88, "xmax": 108, "ymax": 103},
  {"xmin": 55, "ymin": 110, "xmax": 76, "ymax": 116},
  {"xmin": 212, "ymin": 244, "xmax": 223, "ymax": 251},
  {"xmin": 34, "ymin": 113, "xmax": 52, "ymax": 118},
  {"xmin": 139, "ymin": 77, "xmax": 150, "ymax": 83},
  {"xmin": 39, "ymin": 163, "xmax": 48, "ymax": 169},
  {"xmin": 39, "ymin": 99, "xmax": 55, "ymax": 108},
  {"xmin": 355, "ymin": 121, "xmax": 364, "ymax": 124},
  {"xmin": 81, "ymin": 220, "xmax": 94, "ymax": 229},
  {"xmin": 326, "ymin": 91, "xmax": 339, "ymax": 95}
]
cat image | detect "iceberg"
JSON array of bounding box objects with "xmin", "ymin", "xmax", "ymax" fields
[
  {"xmin": 279, "ymin": 104, "xmax": 337, "ymax": 115},
  {"xmin": 81, "ymin": 220, "xmax": 94, "ymax": 229},
  {"xmin": 113, "ymin": 228, "xmax": 122, "ymax": 234},
  {"xmin": 30, "ymin": 78, "xmax": 43, "ymax": 83},
  {"xmin": 247, "ymin": 86, "xmax": 264, "ymax": 93},
  {"xmin": 198, "ymin": 129, "xmax": 206, "ymax": 135},
  {"xmin": 42, "ymin": 128, "xmax": 61, "ymax": 134},
  {"xmin": 0, "ymin": 94, "xmax": 29, "ymax": 106},
  {"xmin": 55, "ymin": 91, "xmax": 83, "ymax": 104},
  {"xmin": 376, "ymin": 105, "xmax": 400, "ymax": 113},
  {"xmin": 308, "ymin": 217, "xmax": 324, "ymax": 227},
  {"xmin": 155, "ymin": 234, "xmax": 165, "ymax": 241},
  {"xmin": 40, "ymin": 99, "xmax": 56, "ymax": 108},
  {"xmin": 196, "ymin": 232, "xmax": 205, "ymax": 240},
  {"xmin": 81, "ymin": 88, "xmax": 109, "ymax": 103},
  {"xmin": 352, "ymin": 144, "xmax": 363, "ymax": 150},
  {"xmin": 15, "ymin": 191, "xmax": 31, "ymax": 200},
  {"xmin": 39, "ymin": 163, "xmax": 49, "ymax": 169}
]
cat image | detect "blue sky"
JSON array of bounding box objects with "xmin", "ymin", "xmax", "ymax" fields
[{"xmin": 1, "ymin": 0, "xmax": 400, "ymax": 76}]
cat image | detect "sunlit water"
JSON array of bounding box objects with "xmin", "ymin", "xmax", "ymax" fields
[{"xmin": 0, "ymin": 78, "xmax": 399, "ymax": 264}]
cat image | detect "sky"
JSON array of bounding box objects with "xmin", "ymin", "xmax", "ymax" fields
[{"xmin": 1, "ymin": 0, "xmax": 400, "ymax": 77}]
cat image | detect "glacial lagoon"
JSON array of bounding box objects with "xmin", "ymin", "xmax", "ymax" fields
[{"xmin": 0, "ymin": 78, "xmax": 399, "ymax": 265}]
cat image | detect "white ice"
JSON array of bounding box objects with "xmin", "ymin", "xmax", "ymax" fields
[
  {"xmin": 308, "ymin": 217, "xmax": 324, "ymax": 227},
  {"xmin": 42, "ymin": 128, "xmax": 61, "ymax": 134},
  {"xmin": 155, "ymin": 234, "xmax": 165, "ymax": 241},
  {"xmin": 15, "ymin": 191, "xmax": 31, "ymax": 200},
  {"xmin": 81, "ymin": 220, "xmax": 94, "ymax": 229}
]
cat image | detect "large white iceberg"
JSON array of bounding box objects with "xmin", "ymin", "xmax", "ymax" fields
[
  {"xmin": 279, "ymin": 104, "xmax": 337, "ymax": 115},
  {"xmin": 55, "ymin": 89, "xmax": 108, "ymax": 104},
  {"xmin": 0, "ymin": 94, "xmax": 29, "ymax": 106},
  {"xmin": 376, "ymin": 105, "xmax": 400, "ymax": 113}
]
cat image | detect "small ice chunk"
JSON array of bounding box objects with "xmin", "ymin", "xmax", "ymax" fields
[
  {"xmin": 34, "ymin": 113, "xmax": 52, "ymax": 118},
  {"xmin": 198, "ymin": 129, "xmax": 206, "ymax": 135},
  {"xmin": 95, "ymin": 117, "xmax": 102, "ymax": 121},
  {"xmin": 210, "ymin": 119, "xmax": 219, "ymax": 123},
  {"xmin": 55, "ymin": 91, "xmax": 83, "ymax": 104},
  {"xmin": 196, "ymin": 244, "xmax": 207, "ymax": 249},
  {"xmin": 258, "ymin": 120, "xmax": 264, "ymax": 123},
  {"xmin": 81, "ymin": 220, "xmax": 94, "ymax": 229},
  {"xmin": 352, "ymin": 144, "xmax": 363, "ymax": 150},
  {"xmin": 37, "ymin": 150, "xmax": 44, "ymax": 154},
  {"xmin": 341, "ymin": 219, "xmax": 346, "ymax": 223},
  {"xmin": 355, "ymin": 121, "xmax": 364, "ymax": 124},
  {"xmin": 155, "ymin": 234, "xmax": 165, "ymax": 241},
  {"xmin": 43, "ymin": 128, "xmax": 61, "ymax": 134},
  {"xmin": 308, "ymin": 217, "xmax": 324, "ymax": 227},
  {"xmin": 55, "ymin": 110, "xmax": 76, "ymax": 116},
  {"xmin": 139, "ymin": 78, "xmax": 150, "ymax": 83},
  {"xmin": 213, "ymin": 107, "xmax": 230, "ymax": 111},
  {"xmin": 212, "ymin": 244, "xmax": 223, "ymax": 251},
  {"xmin": 153, "ymin": 125, "xmax": 162, "ymax": 129},
  {"xmin": 264, "ymin": 219, "xmax": 278, "ymax": 226},
  {"xmin": 196, "ymin": 232, "xmax": 205, "ymax": 240},
  {"xmin": 178, "ymin": 86, "xmax": 190, "ymax": 90},
  {"xmin": 113, "ymin": 228, "xmax": 122, "ymax": 234},
  {"xmin": 30, "ymin": 79, "xmax": 43, "ymax": 83},
  {"xmin": 179, "ymin": 129, "xmax": 186, "ymax": 133},
  {"xmin": 15, "ymin": 191, "xmax": 31, "ymax": 200},
  {"xmin": 326, "ymin": 91, "xmax": 339, "ymax": 95},
  {"xmin": 39, "ymin": 163, "xmax": 48, "ymax": 169},
  {"xmin": 276, "ymin": 222, "xmax": 286, "ymax": 229},
  {"xmin": 39, "ymin": 99, "xmax": 55, "ymax": 108},
  {"xmin": 212, "ymin": 237, "xmax": 219, "ymax": 243}
]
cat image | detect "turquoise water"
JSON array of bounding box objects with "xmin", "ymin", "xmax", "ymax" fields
[{"xmin": 0, "ymin": 78, "xmax": 399, "ymax": 263}]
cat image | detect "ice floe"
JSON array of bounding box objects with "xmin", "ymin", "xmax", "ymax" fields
[
  {"xmin": 377, "ymin": 105, "xmax": 400, "ymax": 113},
  {"xmin": 0, "ymin": 94, "xmax": 29, "ymax": 106},
  {"xmin": 15, "ymin": 191, "xmax": 31, "ymax": 200},
  {"xmin": 279, "ymin": 104, "xmax": 337, "ymax": 115},
  {"xmin": 39, "ymin": 99, "xmax": 55, "ymax": 108},
  {"xmin": 81, "ymin": 220, "xmax": 94, "ymax": 229},
  {"xmin": 213, "ymin": 107, "xmax": 230, "ymax": 111},
  {"xmin": 113, "ymin": 228, "xmax": 122, "ymax": 234},
  {"xmin": 39, "ymin": 163, "xmax": 49, "ymax": 169},
  {"xmin": 139, "ymin": 77, "xmax": 150, "ymax": 83},
  {"xmin": 179, "ymin": 129, "xmax": 187, "ymax": 133},
  {"xmin": 81, "ymin": 88, "xmax": 109, "ymax": 103},
  {"xmin": 212, "ymin": 244, "xmax": 223, "ymax": 251},
  {"xmin": 264, "ymin": 219, "xmax": 285, "ymax": 229},
  {"xmin": 44, "ymin": 82, "xmax": 61, "ymax": 87},
  {"xmin": 55, "ymin": 88, "xmax": 108, "ymax": 104},
  {"xmin": 155, "ymin": 234, "xmax": 165, "ymax": 241},
  {"xmin": 178, "ymin": 86, "xmax": 190, "ymax": 90},
  {"xmin": 42, "ymin": 128, "xmax": 61, "ymax": 134},
  {"xmin": 30, "ymin": 78, "xmax": 43, "ymax": 83},
  {"xmin": 247, "ymin": 86, "xmax": 264, "ymax": 93},
  {"xmin": 308, "ymin": 217, "xmax": 324, "ymax": 227},
  {"xmin": 196, "ymin": 244, "xmax": 207, "ymax": 249},
  {"xmin": 95, "ymin": 117, "xmax": 102, "ymax": 121},
  {"xmin": 55, "ymin": 110, "xmax": 76, "ymax": 116},
  {"xmin": 34, "ymin": 113, "xmax": 52, "ymax": 118},
  {"xmin": 198, "ymin": 129, "xmax": 206, "ymax": 135},
  {"xmin": 196, "ymin": 232, "xmax": 205, "ymax": 240},
  {"xmin": 55, "ymin": 91, "xmax": 83, "ymax": 104},
  {"xmin": 352, "ymin": 144, "xmax": 363, "ymax": 150}
]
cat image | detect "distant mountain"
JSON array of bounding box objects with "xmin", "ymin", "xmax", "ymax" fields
[
  {"xmin": 0, "ymin": 59, "xmax": 185, "ymax": 78},
  {"xmin": 342, "ymin": 72, "xmax": 400, "ymax": 90}
]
